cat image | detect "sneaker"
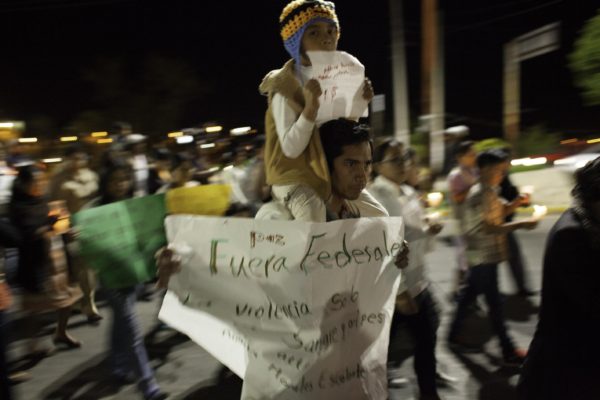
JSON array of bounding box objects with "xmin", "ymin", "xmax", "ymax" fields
[
  {"xmin": 502, "ymin": 348, "xmax": 527, "ymax": 367},
  {"xmin": 435, "ymin": 370, "xmax": 459, "ymax": 387},
  {"xmin": 388, "ymin": 376, "xmax": 410, "ymax": 388}
]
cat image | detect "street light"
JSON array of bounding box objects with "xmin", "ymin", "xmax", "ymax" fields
[
  {"xmin": 176, "ymin": 135, "xmax": 194, "ymax": 144},
  {"xmin": 18, "ymin": 137, "xmax": 37, "ymax": 143},
  {"xmin": 91, "ymin": 131, "xmax": 108, "ymax": 137},
  {"xmin": 230, "ymin": 126, "xmax": 251, "ymax": 136},
  {"xmin": 60, "ymin": 136, "xmax": 78, "ymax": 142},
  {"xmin": 205, "ymin": 125, "xmax": 223, "ymax": 133}
]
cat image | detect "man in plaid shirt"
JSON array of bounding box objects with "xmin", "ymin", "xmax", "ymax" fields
[{"xmin": 447, "ymin": 149, "xmax": 538, "ymax": 367}]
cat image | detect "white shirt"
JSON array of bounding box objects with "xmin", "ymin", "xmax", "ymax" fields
[
  {"xmin": 368, "ymin": 175, "xmax": 430, "ymax": 296},
  {"xmin": 271, "ymin": 65, "xmax": 316, "ymax": 159}
]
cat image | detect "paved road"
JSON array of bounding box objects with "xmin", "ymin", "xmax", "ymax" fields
[{"xmin": 7, "ymin": 215, "xmax": 558, "ymax": 400}]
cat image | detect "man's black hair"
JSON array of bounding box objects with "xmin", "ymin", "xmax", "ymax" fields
[
  {"xmin": 319, "ymin": 118, "xmax": 372, "ymax": 172},
  {"xmin": 476, "ymin": 148, "xmax": 509, "ymax": 169},
  {"xmin": 455, "ymin": 140, "xmax": 475, "ymax": 158},
  {"xmin": 572, "ymin": 155, "xmax": 600, "ymax": 204}
]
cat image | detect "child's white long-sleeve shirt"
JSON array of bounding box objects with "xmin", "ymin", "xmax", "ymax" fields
[{"xmin": 271, "ymin": 65, "xmax": 315, "ymax": 159}]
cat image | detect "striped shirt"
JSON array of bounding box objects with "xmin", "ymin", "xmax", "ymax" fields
[{"xmin": 464, "ymin": 183, "xmax": 508, "ymax": 265}]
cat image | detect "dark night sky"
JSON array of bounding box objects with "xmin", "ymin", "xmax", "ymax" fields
[{"xmin": 0, "ymin": 0, "xmax": 599, "ymax": 139}]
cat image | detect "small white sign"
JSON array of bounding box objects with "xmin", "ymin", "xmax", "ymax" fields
[
  {"xmin": 371, "ymin": 94, "xmax": 386, "ymax": 113},
  {"xmin": 307, "ymin": 51, "xmax": 368, "ymax": 124}
]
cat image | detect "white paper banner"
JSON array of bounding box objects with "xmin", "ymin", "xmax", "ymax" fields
[
  {"xmin": 159, "ymin": 216, "xmax": 403, "ymax": 400},
  {"xmin": 307, "ymin": 51, "xmax": 369, "ymax": 124}
]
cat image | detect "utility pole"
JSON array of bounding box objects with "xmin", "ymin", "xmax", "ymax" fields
[
  {"xmin": 389, "ymin": 0, "xmax": 410, "ymax": 145},
  {"xmin": 422, "ymin": 0, "xmax": 445, "ymax": 173}
]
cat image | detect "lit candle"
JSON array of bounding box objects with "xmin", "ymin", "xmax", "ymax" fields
[
  {"xmin": 53, "ymin": 217, "xmax": 70, "ymax": 234},
  {"xmin": 520, "ymin": 185, "xmax": 535, "ymax": 196},
  {"xmin": 532, "ymin": 205, "xmax": 547, "ymax": 221},
  {"xmin": 427, "ymin": 211, "xmax": 441, "ymax": 223},
  {"xmin": 427, "ymin": 192, "xmax": 444, "ymax": 208}
]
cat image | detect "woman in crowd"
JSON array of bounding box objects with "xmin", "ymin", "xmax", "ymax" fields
[
  {"xmin": 84, "ymin": 159, "xmax": 167, "ymax": 400},
  {"xmin": 9, "ymin": 164, "xmax": 82, "ymax": 355}
]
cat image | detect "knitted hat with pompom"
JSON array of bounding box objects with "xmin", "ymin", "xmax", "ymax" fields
[{"xmin": 279, "ymin": 0, "xmax": 340, "ymax": 66}]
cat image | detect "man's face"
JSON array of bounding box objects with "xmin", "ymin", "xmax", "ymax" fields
[
  {"xmin": 301, "ymin": 21, "xmax": 339, "ymax": 56},
  {"xmin": 331, "ymin": 142, "xmax": 372, "ymax": 201},
  {"xmin": 458, "ymin": 148, "xmax": 477, "ymax": 168},
  {"xmin": 480, "ymin": 163, "xmax": 505, "ymax": 187}
]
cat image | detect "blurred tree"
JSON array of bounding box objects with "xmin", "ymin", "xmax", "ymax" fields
[
  {"xmin": 570, "ymin": 8, "xmax": 600, "ymax": 105},
  {"xmin": 80, "ymin": 54, "xmax": 208, "ymax": 136},
  {"xmin": 474, "ymin": 125, "xmax": 560, "ymax": 157},
  {"xmin": 515, "ymin": 125, "xmax": 561, "ymax": 157}
]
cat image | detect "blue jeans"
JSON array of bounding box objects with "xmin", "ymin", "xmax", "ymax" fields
[
  {"xmin": 448, "ymin": 263, "xmax": 515, "ymax": 355},
  {"xmin": 0, "ymin": 310, "xmax": 12, "ymax": 400},
  {"xmin": 107, "ymin": 286, "xmax": 160, "ymax": 398}
]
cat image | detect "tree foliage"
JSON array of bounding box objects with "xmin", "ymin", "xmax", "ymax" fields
[{"xmin": 570, "ymin": 8, "xmax": 600, "ymax": 105}]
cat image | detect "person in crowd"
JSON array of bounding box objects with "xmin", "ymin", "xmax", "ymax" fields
[
  {"xmin": 447, "ymin": 149, "xmax": 538, "ymax": 366},
  {"xmin": 49, "ymin": 145, "xmax": 103, "ymax": 322},
  {"xmin": 0, "ymin": 142, "xmax": 18, "ymax": 288},
  {"xmin": 517, "ymin": 157, "xmax": 600, "ymax": 399},
  {"xmin": 157, "ymin": 153, "xmax": 199, "ymax": 193},
  {"xmin": 498, "ymin": 149, "xmax": 536, "ymax": 297},
  {"xmin": 125, "ymin": 134, "xmax": 151, "ymax": 197},
  {"xmin": 83, "ymin": 160, "xmax": 167, "ymax": 400},
  {"xmin": 369, "ymin": 139, "xmax": 454, "ymax": 400},
  {"xmin": 259, "ymin": 0, "xmax": 380, "ymax": 222},
  {"xmin": 147, "ymin": 148, "xmax": 173, "ymax": 195},
  {"xmin": 10, "ymin": 164, "xmax": 83, "ymax": 355},
  {"xmin": 446, "ymin": 141, "xmax": 478, "ymax": 300},
  {"xmin": 0, "ymin": 142, "xmax": 17, "ymax": 216},
  {"xmin": 0, "ymin": 219, "xmax": 23, "ymax": 400}
]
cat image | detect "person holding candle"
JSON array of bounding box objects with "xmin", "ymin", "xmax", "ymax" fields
[
  {"xmin": 499, "ymin": 153, "xmax": 537, "ymax": 297},
  {"xmin": 369, "ymin": 141, "xmax": 454, "ymax": 399},
  {"xmin": 80, "ymin": 160, "xmax": 167, "ymax": 400},
  {"xmin": 51, "ymin": 145, "xmax": 103, "ymax": 323},
  {"xmin": 446, "ymin": 141, "xmax": 478, "ymax": 301},
  {"xmin": 9, "ymin": 164, "xmax": 83, "ymax": 354},
  {"xmin": 517, "ymin": 156, "xmax": 600, "ymax": 399},
  {"xmin": 447, "ymin": 149, "xmax": 538, "ymax": 366}
]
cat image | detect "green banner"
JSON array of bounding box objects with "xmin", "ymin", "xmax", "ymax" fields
[{"xmin": 72, "ymin": 194, "xmax": 167, "ymax": 289}]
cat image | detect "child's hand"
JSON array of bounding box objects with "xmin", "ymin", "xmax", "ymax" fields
[
  {"xmin": 362, "ymin": 77, "xmax": 374, "ymax": 102},
  {"xmin": 303, "ymin": 79, "xmax": 322, "ymax": 121}
]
